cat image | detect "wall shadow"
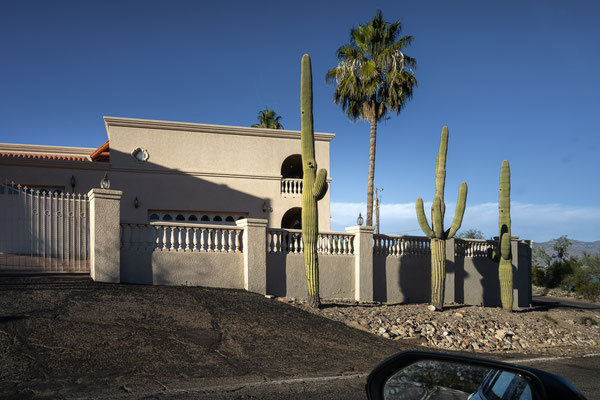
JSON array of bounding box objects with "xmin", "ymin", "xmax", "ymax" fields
[
  {"xmin": 373, "ymin": 255, "xmax": 387, "ymax": 302},
  {"xmin": 398, "ymin": 255, "xmax": 431, "ymax": 304},
  {"xmin": 452, "ymin": 256, "xmax": 465, "ymax": 304},
  {"xmin": 106, "ymin": 147, "xmax": 268, "ymax": 285},
  {"xmin": 266, "ymin": 254, "xmax": 287, "ymax": 297},
  {"xmin": 472, "ymin": 258, "xmax": 502, "ymax": 307}
]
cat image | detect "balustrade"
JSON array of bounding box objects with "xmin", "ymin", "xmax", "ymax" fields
[
  {"xmin": 120, "ymin": 222, "xmax": 243, "ymax": 253},
  {"xmin": 280, "ymin": 178, "xmax": 303, "ymax": 196},
  {"xmin": 455, "ymin": 238, "xmax": 496, "ymax": 257},
  {"xmin": 373, "ymin": 235, "xmax": 431, "ymax": 256},
  {"xmin": 267, "ymin": 229, "xmax": 354, "ymax": 255}
]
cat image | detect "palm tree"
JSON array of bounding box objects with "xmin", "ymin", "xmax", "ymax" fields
[
  {"xmin": 326, "ymin": 10, "xmax": 417, "ymax": 226},
  {"xmin": 251, "ymin": 107, "xmax": 284, "ymax": 129}
]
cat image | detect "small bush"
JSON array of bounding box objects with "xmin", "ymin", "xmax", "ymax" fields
[{"xmin": 532, "ymin": 266, "xmax": 547, "ymax": 287}]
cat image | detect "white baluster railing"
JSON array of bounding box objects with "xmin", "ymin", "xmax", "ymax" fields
[
  {"xmin": 280, "ymin": 178, "xmax": 303, "ymax": 196},
  {"xmin": 455, "ymin": 238, "xmax": 496, "ymax": 258},
  {"xmin": 267, "ymin": 229, "xmax": 355, "ymax": 255},
  {"xmin": 373, "ymin": 235, "xmax": 431, "ymax": 256},
  {"xmin": 120, "ymin": 222, "xmax": 244, "ymax": 253}
]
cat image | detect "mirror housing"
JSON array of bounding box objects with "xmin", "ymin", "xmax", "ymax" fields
[{"xmin": 366, "ymin": 351, "xmax": 585, "ymax": 400}]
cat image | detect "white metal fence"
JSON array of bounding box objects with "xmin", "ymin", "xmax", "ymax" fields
[{"xmin": 0, "ymin": 181, "xmax": 90, "ymax": 273}]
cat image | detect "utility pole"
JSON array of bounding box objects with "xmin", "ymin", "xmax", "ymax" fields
[{"xmin": 375, "ymin": 187, "xmax": 383, "ymax": 234}]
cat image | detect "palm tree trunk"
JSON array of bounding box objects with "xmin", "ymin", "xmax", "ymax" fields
[{"xmin": 366, "ymin": 114, "xmax": 377, "ymax": 226}]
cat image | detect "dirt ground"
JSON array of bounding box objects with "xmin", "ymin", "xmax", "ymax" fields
[
  {"xmin": 0, "ymin": 275, "xmax": 418, "ymax": 399},
  {"xmin": 2, "ymin": 275, "xmax": 598, "ymax": 399}
]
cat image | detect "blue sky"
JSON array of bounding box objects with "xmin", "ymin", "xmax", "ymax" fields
[{"xmin": 1, "ymin": 0, "xmax": 599, "ymax": 242}]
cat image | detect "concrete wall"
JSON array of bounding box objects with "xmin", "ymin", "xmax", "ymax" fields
[
  {"xmin": 266, "ymin": 253, "xmax": 355, "ymax": 299},
  {"xmin": 120, "ymin": 249, "xmax": 244, "ymax": 288},
  {"xmin": 84, "ymin": 190, "xmax": 533, "ymax": 309},
  {"xmin": 105, "ymin": 117, "xmax": 333, "ymax": 230},
  {"xmin": 373, "ymin": 254, "xmax": 431, "ymax": 304},
  {"xmin": 0, "ymin": 117, "xmax": 335, "ymax": 231}
]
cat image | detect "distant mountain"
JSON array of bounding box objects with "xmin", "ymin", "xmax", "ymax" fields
[{"xmin": 532, "ymin": 239, "xmax": 600, "ymax": 259}]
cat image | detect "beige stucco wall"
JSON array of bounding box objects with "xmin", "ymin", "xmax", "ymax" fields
[
  {"xmin": 0, "ymin": 117, "xmax": 335, "ymax": 230},
  {"xmin": 121, "ymin": 249, "xmax": 244, "ymax": 288},
  {"xmin": 266, "ymin": 253, "xmax": 355, "ymax": 299},
  {"xmin": 105, "ymin": 117, "xmax": 333, "ymax": 230},
  {"xmin": 0, "ymin": 161, "xmax": 106, "ymax": 193},
  {"xmin": 373, "ymin": 255, "xmax": 431, "ymax": 304}
]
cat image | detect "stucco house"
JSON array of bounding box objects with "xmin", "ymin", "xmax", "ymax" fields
[{"xmin": 0, "ymin": 116, "xmax": 335, "ymax": 231}]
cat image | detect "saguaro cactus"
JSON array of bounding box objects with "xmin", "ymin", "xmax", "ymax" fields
[
  {"xmin": 489, "ymin": 160, "xmax": 513, "ymax": 310},
  {"xmin": 416, "ymin": 126, "xmax": 468, "ymax": 311},
  {"xmin": 301, "ymin": 54, "xmax": 328, "ymax": 309}
]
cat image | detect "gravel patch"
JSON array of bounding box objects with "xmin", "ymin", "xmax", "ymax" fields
[{"xmin": 279, "ymin": 297, "xmax": 600, "ymax": 356}]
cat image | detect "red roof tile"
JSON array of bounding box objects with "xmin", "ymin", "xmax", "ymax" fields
[
  {"xmin": 90, "ymin": 141, "xmax": 109, "ymax": 162},
  {"xmin": 0, "ymin": 152, "xmax": 88, "ymax": 161}
]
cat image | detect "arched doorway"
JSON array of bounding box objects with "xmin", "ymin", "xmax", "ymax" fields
[
  {"xmin": 280, "ymin": 154, "xmax": 303, "ymax": 179},
  {"xmin": 281, "ymin": 207, "xmax": 302, "ymax": 229}
]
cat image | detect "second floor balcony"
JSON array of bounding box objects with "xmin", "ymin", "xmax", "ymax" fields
[{"xmin": 281, "ymin": 178, "xmax": 302, "ymax": 197}]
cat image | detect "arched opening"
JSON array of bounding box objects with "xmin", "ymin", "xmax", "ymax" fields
[
  {"xmin": 201, "ymin": 215, "xmax": 210, "ymax": 221},
  {"xmin": 280, "ymin": 154, "xmax": 303, "ymax": 179},
  {"xmin": 149, "ymin": 214, "xmax": 159, "ymax": 221},
  {"xmin": 176, "ymin": 214, "xmax": 185, "ymax": 221},
  {"xmin": 213, "ymin": 216, "xmax": 222, "ymax": 222},
  {"xmin": 281, "ymin": 207, "xmax": 302, "ymax": 229},
  {"xmin": 225, "ymin": 216, "xmax": 235, "ymax": 222},
  {"xmin": 188, "ymin": 215, "xmax": 198, "ymax": 221},
  {"xmin": 162, "ymin": 214, "xmax": 173, "ymax": 221}
]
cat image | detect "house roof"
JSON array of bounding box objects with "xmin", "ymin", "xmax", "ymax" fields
[
  {"xmin": 0, "ymin": 152, "xmax": 88, "ymax": 161},
  {"xmin": 90, "ymin": 141, "xmax": 109, "ymax": 162},
  {"xmin": 0, "ymin": 142, "xmax": 111, "ymax": 163},
  {"xmin": 103, "ymin": 116, "xmax": 336, "ymax": 142}
]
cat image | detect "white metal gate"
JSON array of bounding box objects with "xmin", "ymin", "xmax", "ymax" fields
[{"xmin": 0, "ymin": 181, "xmax": 90, "ymax": 273}]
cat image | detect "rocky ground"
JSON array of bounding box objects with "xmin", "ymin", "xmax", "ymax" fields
[{"xmin": 281, "ymin": 293, "xmax": 600, "ymax": 357}]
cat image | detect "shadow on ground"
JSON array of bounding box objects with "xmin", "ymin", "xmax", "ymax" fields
[{"xmin": 0, "ymin": 275, "xmax": 418, "ymax": 399}]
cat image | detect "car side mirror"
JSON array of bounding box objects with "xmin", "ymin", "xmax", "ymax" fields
[{"xmin": 366, "ymin": 351, "xmax": 586, "ymax": 400}]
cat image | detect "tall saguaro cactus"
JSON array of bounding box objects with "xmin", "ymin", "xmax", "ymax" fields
[
  {"xmin": 489, "ymin": 160, "xmax": 513, "ymax": 310},
  {"xmin": 416, "ymin": 126, "xmax": 468, "ymax": 311},
  {"xmin": 301, "ymin": 54, "xmax": 329, "ymax": 309}
]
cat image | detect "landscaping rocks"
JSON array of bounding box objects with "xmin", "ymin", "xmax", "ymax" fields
[{"xmin": 286, "ymin": 299, "xmax": 600, "ymax": 356}]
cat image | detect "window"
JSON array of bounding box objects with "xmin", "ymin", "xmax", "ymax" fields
[
  {"xmin": 201, "ymin": 215, "xmax": 210, "ymax": 221},
  {"xmin": 162, "ymin": 214, "xmax": 173, "ymax": 221},
  {"xmin": 213, "ymin": 216, "xmax": 222, "ymax": 222},
  {"xmin": 225, "ymin": 216, "xmax": 235, "ymax": 222},
  {"xmin": 149, "ymin": 214, "xmax": 159, "ymax": 221},
  {"xmin": 188, "ymin": 215, "xmax": 198, "ymax": 221},
  {"xmin": 176, "ymin": 214, "xmax": 185, "ymax": 221}
]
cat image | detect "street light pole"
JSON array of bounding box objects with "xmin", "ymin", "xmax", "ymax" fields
[{"xmin": 375, "ymin": 187, "xmax": 383, "ymax": 234}]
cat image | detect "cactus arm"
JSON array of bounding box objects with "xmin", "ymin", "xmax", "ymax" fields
[
  {"xmin": 313, "ymin": 168, "xmax": 328, "ymax": 200},
  {"xmin": 416, "ymin": 198, "xmax": 434, "ymax": 238},
  {"xmin": 446, "ymin": 181, "xmax": 468, "ymax": 239},
  {"xmin": 500, "ymin": 232, "xmax": 511, "ymax": 260},
  {"xmin": 487, "ymin": 248, "xmax": 500, "ymax": 263},
  {"xmin": 435, "ymin": 126, "xmax": 449, "ymax": 218},
  {"xmin": 432, "ymin": 196, "xmax": 443, "ymax": 239}
]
